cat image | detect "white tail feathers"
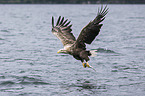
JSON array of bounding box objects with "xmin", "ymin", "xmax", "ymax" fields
[{"xmin": 90, "ymin": 50, "xmax": 97, "ymax": 57}]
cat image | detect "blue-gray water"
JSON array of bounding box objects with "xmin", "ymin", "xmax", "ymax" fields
[{"xmin": 0, "ymin": 4, "xmax": 145, "ymax": 96}]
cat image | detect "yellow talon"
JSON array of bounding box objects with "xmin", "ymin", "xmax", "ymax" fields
[
  {"xmin": 82, "ymin": 63, "xmax": 86, "ymax": 68},
  {"xmin": 86, "ymin": 62, "xmax": 96, "ymax": 72},
  {"xmin": 82, "ymin": 62, "xmax": 96, "ymax": 71},
  {"xmin": 82, "ymin": 62, "xmax": 91, "ymax": 68},
  {"xmin": 86, "ymin": 62, "xmax": 91, "ymax": 68},
  {"xmin": 82, "ymin": 62, "xmax": 87, "ymax": 68}
]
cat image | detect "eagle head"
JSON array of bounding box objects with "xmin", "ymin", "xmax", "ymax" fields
[{"xmin": 57, "ymin": 49, "xmax": 68, "ymax": 54}]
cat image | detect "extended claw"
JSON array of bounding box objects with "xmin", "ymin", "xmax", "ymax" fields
[
  {"xmin": 86, "ymin": 62, "xmax": 91, "ymax": 68},
  {"xmin": 86, "ymin": 62, "xmax": 96, "ymax": 72}
]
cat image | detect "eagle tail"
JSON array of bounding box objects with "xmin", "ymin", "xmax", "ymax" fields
[{"xmin": 90, "ymin": 50, "xmax": 97, "ymax": 57}]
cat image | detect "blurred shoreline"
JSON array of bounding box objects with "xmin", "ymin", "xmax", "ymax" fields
[{"xmin": 0, "ymin": 0, "xmax": 145, "ymax": 4}]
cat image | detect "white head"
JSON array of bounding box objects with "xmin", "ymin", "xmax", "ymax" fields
[{"xmin": 57, "ymin": 49, "xmax": 68, "ymax": 54}]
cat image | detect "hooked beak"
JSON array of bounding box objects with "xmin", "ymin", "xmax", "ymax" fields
[{"xmin": 57, "ymin": 50, "xmax": 61, "ymax": 53}]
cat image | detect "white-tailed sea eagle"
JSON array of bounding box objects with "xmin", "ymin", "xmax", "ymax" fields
[{"xmin": 51, "ymin": 6, "xmax": 108, "ymax": 70}]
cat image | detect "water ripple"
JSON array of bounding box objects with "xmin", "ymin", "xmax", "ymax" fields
[
  {"xmin": 0, "ymin": 81, "xmax": 15, "ymax": 85},
  {"xmin": 0, "ymin": 75, "xmax": 50, "ymax": 86},
  {"xmin": 0, "ymin": 30, "xmax": 9, "ymax": 33},
  {"xmin": 0, "ymin": 38, "xmax": 5, "ymax": 40},
  {"xmin": 3, "ymin": 58, "xmax": 34, "ymax": 62},
  {"xmin": 129, "ymin": 17, "xmax": 145, "ymax": 20}
]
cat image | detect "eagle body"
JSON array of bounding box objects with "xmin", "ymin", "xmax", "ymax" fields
[{"xmin": 51, "ymin": 6, "xmax": 108, "ymax": 68}]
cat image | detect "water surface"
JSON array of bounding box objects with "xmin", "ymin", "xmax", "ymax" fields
[{"xmin": 0, "ymin": 4, "xmax": 145, "ymax": 96}]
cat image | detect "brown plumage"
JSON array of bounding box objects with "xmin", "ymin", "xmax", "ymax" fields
[{"xmin": 51, "ymin": 6, "xmax": 109, "ymax": 68}]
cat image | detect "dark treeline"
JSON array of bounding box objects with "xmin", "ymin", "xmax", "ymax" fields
[{"xmin": 0, "ymin": 0, "xmax": 145, "ymax": 4}]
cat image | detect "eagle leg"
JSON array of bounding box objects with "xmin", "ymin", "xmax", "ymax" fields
[{"xmin": 82, "ymin": 62, "xmax": 91, "ymax": 68}]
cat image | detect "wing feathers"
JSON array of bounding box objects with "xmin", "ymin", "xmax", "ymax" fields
[
  {"xmin": 56, "ymin": 16, "xmax": 61, "ymax": 26},
  {"xmin": 64, "ymin": 21, "xmax": 71, "ymax": 26},
  {"xmin": 60, "ymin": 17, "xmax": 64, "ymax": 25},
  {"xmin": 52, "ymin": 16, "xmax": 54, "ymax": 27},
  {"xmin": 94, "ymin": 5, "xmax": 109, "ymax": 25},
  {"xmin": 61, "ymin": 19, "xmax": 68, "ymax": 26},
  {"xmin": 75, "ymin": 6, "xmax": 108, "ymax": 46},
  {"xmin": 51, "ymin": 16, "xmax": 76, "ymax": 46}
]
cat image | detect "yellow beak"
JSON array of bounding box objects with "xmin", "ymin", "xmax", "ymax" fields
[{"xmin": 57, "ymin": 50, "xmax": 61, "ymax": 53}]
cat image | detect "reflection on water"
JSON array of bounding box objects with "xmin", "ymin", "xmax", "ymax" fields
[{"xmin": 60, "ymin": 79, "xmax": 108, "ymax": 95}]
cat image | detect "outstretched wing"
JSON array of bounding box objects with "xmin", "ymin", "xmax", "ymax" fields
[
  {"xmin": 75, "ymin": 6, "xmax": 109, "ymax": 48},
  {"xmin": 52, "ymin": 16, "xmax": 76, "ymax": 46}
]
